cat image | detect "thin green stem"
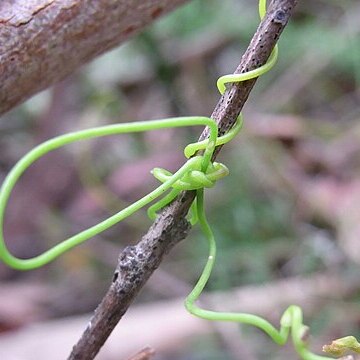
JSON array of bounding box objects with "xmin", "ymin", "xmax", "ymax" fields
[
  {"xmin": 184, "ymin": 189, "xmax": 334, "ymax": 359},
  {"xmin": 0, "ymin": 0, "xmax": 344, "ymax": 358},
  {"xmin": 0, "ymin": 117, "xmax": 218, "ymax": 270}
]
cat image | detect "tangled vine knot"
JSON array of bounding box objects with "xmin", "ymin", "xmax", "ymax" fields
[{"xmin": 151, "ymin": 158, "xmax": 229, "ymax": 191}]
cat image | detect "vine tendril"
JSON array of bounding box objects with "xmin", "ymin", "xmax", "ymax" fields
[{"xmin": 0, "ymin": 0, "xmax": 350, "ymax": 358}]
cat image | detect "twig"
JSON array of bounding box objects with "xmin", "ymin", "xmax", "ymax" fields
[
  {"xmin": 68, "ymin": 1, "xmax": 298, "ymax": 359},
  {"xmin": 126, "ymin": 347, "xmax": 156, "ymax": 360}
]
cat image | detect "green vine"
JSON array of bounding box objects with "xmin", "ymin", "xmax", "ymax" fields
[{"xmin": 0, "ymin": 0, "xmax": 356, "ymax": 358}]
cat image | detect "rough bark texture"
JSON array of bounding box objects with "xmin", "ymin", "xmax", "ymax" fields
[
  {"xmin": 0, "ymin": 0, "xmax": 190, "ymax": 116},
  {"xmin": 69, "ymin": 1, "xmax": 298, "ymax": 359}
]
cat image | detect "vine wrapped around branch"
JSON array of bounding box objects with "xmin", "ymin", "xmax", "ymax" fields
[{"xmin": 3, "ymin": 0, "xmax": 353, "ymax": 360}]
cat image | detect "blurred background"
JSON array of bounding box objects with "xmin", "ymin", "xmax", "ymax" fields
[{"xmin": 0, "ymin": 0, "xmax": 360, "ymax": 359}]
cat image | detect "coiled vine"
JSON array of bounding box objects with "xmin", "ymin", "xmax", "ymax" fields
[{"xmin": 0, "ymin": 0, "xmax": 357, "ymax": 358}]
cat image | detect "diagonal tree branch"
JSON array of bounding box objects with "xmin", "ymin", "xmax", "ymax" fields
[
  {"xmin": 68, "ymin": 1, "xmax": 298, "ymax": 359},
  {"xmin": 0, "ymin": 0, "xmax": 190, "ymax": 116}
]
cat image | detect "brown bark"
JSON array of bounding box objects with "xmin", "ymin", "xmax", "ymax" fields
[
  {"xmin": 0, "ymin": 0, "xmax": 190, "ymax": 116},
  {"xmin": 68, "ymin": 1, "xmax": 298, "ymax": 359}
]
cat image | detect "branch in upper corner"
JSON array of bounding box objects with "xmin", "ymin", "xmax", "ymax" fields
[
  {"xmin": 0, "ymin": 0, "xmax": 190, "ymax": 116},
  {"xmin": 68, "ymin": 1, "xmax": 298, "ymax": 359}
]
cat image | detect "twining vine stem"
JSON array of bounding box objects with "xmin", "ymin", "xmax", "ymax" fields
[
  {"xmin": 2, "ymin": 0, "xmax": 357, "ymax": 355},
  {"xmin": 0, "ymin": 0, "xmax": 303, "ymax": 359},
  {"xmin": 68, "ymin": 1, "xmax": 300, "ymax": 359}
]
